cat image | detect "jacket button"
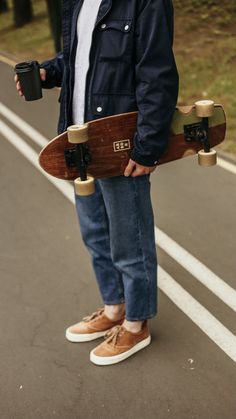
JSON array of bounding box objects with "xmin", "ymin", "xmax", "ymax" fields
[
  {"xmin": 124, "ymin": 24, "xmax": 129, "ymax": 31},
  {"xmin": 97, "ymin": 106, "xmax": 103, "ymax": 112},
  {"xmin": 101, "ymin": 23, "xmax": 106, "ymax": 29}
]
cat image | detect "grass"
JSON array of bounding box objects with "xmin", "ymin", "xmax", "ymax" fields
[
  {"xmin": 0, "ymin": 0, "xmax": 235, "ymax": 155},
  {"xmin": 0, "ymin": 0, "xmax": 54, "ymax": 61},
  {"xmin": 174, "ymin": 1, "xmax": 236, "ymax": 154}
]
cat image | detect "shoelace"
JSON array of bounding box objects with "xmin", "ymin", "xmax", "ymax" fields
[
  {"xmin": 104, "ymin": 325, "xmax": 124, "ymax": 346},
  {"xmin": 82, "ymin": 308, "xmax": 104, "ymax": 322}
]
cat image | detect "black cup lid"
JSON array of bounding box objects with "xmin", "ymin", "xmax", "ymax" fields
[{"xmin": 15, "ymin": 61, "xmax": 39, "ymax": 73}]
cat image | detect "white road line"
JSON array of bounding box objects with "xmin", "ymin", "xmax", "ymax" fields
[
  {"xmin": 0, "ymin": 119, "xmax": 74, "ymax": 203},
  {"xmin": 1, "ymin": 119, "xmax": 236, "ymax": 363},
  {"xmin": 0, "ymin": 102, "xmax": 48, "ymax": 148},
  {"xmin": 217, "ymin": 157, "xmax": 236, "ymax": 175},
  {"xmin": 155, "ymin": 227, "xmax": 236, "ymax": 312},
  {"xmin": 159, "ymin": 267, "xmax": 236, "ymax": 363}
]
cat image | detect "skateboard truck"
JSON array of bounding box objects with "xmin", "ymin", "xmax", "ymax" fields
[
  {"xmin": 67, "ymin": 124, "xmax": 95, "ymax": 196},
  {"xmin": 64, "ymin": 144, "xmax": 91, "ymax": 179},
  {"xmin": 195, "ymin": 100, "xmax": 217, "ymax": 166}
]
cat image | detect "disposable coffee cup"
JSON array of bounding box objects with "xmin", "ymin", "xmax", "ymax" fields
[{"xmin": 15, "ymin": 61, "xmax": 43, "ymax": 101}]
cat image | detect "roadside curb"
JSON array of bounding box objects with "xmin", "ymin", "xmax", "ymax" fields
[{"xmin": 0, "ymin": 50, "xmax": 18, "ymax": 67}]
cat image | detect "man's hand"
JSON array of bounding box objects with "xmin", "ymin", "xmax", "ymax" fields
[
  {"xmin": 14, "ymin": 68, "xmax": 46, "ymax": 98},
  {"xmin": 124, "ymin": 159, "xmax": 157, "ymax": 177}
]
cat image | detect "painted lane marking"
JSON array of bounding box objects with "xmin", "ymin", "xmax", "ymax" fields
[
  {"xmin": 217, "ymin": 157, "xmax": 236, "ymax": 175},
  {"xmin": 155, "ymin": 227, "xmax": 236, "ymax": 312},
  {"xmin": 159, "ymin": 267, "xmax": 236, "ymax": 363},
  {"xmin": 1, "ymin": 119, "xmax": 236, "ymax": 363},
  {"xmin": 0, "ymin": 102, "xmax": 48, "ymax": 148},
  {"xmin": 0, "ymin": 119, "xmax": 73, "ymax": 202}
]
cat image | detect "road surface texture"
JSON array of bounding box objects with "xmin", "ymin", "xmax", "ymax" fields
[{"xmin": 0, "ymin": 60, "xmax": 236, "ymax": 419}]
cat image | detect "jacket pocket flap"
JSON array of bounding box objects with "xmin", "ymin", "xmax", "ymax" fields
[{"xmin": 100, "ymin": 19, "xmax": 132, "ymax": 33}]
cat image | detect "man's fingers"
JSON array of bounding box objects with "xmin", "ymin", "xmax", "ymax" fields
[
  {"xmin": 131, "ymin": 167, "xmax": 148, "ymax": 177},
  {"xmin": 124, "ymin": 160, "xmax": 136, "ymax": 177},
  {"xmin": 124, "ymin": 159, "xmax": 157, "ymax": 178},
  {"xmin": 16, "ymin": 81, "xmax": 23, "ymax": 96},
  {"xmin": 14, "ymin": 69, "xmax": 46, "ymax": 98},
  {"xmin": 16, "ymin": 83, "xmax": 23, "ymax": 95},
  {"xmin": 130, "ymin": 165, "xmax": 157, "ymax": 177},
  {"xmin": 14, "ymin": 74, "xmax": 23, "ymax": 96},
  {"xmin": 40, "ymin": 68, "xmax": 46, "ymax": 81}
]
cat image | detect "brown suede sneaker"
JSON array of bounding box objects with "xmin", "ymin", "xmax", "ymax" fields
[
  {"xmin": 65, "ymin": 308, "xmax": 125, "ymax": 342},
  {"xmin": 90, "ymin": 320, "xmax": 151, "ymax": 365}
]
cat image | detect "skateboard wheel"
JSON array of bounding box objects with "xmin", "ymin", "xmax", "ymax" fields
[
  {"xmin": 198, "ymin": 149, "xmax": 217, "ymax": 166},
  {"xmin": 67, "ymin": 124, "xmax": 88, "ymax": 144},
  {"xmin": 195, "ymin": 100, "xmax": 214, "ymax": 118},
  {"xmin": 74, "ymin": 176, "xmax": 95, "ymax": 196}
]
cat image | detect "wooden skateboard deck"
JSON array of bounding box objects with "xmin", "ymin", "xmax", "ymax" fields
[{"xmin": 39, "ymin": 103, "xmax": 226, "ymax": 181}]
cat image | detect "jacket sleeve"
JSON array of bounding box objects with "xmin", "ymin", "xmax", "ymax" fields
[
  {"xmin": 40, "ymin": 51, "xmax": 65, "ymax": 89},
  {"xmin": 130, "ymin": 0, "xmax": 179, "ymax": 166}
]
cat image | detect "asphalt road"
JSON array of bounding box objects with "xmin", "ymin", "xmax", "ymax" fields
[{"xmin": 0, "ymin": 60, "xmax": 236, "ymax": 419}]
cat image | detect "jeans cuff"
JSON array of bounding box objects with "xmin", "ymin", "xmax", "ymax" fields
[
  {"xmin": 125, "ymin": 311, "xmax": 158, "ymax": 321},
  {"xmin": 103, "ymin": 298, "xmax": 125, "ymax": 305}
]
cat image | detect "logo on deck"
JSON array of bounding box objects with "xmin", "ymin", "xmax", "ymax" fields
[{"xmin": 113, "ymin": 139, "xmax": 131, "ymax": 152}]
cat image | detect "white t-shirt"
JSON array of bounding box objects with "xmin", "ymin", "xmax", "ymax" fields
[{"xmin": 72, "ymin": 0, "xmax": 102, "ymax": 125}]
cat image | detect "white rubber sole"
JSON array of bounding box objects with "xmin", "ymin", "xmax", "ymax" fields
[
  {"xmin": 65, "ymin": 327, "xmax": 110, "ymax": 342},
  {"xmin": 90, "ymin": 335, "xmax": 151, "ymax": 365}
]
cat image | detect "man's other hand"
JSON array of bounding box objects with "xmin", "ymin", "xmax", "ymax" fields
[
  {"xmin": 14, "ymin": 68, "xmax": 46, "ymax": 98},
  {"xmin": 124, "ymin": 159, "xmax": 157, "ymax": 177}
]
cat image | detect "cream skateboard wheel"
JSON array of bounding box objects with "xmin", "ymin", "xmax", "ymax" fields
[
  {"xmin": 74, "ymin": 176, "xmax": 95, "ymax": 196},
  {"xmin": 67, "ymin": 124, "xmax": 88, "ymax": 144},
  {"xmin": 198, "ymin": 149, "xmax": 217, "ymax": 166},
  {"xmin": 195, "ymin": 100, "xmax": 214, "ymax": 118}
]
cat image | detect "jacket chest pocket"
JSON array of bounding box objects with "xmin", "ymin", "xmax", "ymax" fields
[{"xmin": 98, "ymin": 19, "xmax": 133, "ymax": 61}]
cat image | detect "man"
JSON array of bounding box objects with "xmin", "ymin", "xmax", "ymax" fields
[{"xmin": 15, "ymin": 0, "xmax": 179, "ymax": 365}]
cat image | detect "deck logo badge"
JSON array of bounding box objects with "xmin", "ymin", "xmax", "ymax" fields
[{"xmin": 113, "ymin": 139, "xmax": 131, "ymax": 152}]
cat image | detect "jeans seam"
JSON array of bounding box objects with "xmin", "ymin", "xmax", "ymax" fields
[
  {"xmin": 133, "ymin": 177, "xmax": 152, "ymax": 316},
  {"xmin": 75, "ymin": 186, "xmax": 125, "ymax": 304},
  {"xmin": 98, "ymin": 182, "xmax": 125, "ymax": 301}
]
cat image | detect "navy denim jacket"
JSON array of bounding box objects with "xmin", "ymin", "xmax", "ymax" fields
[{"xmin": 41, "ymin": 0, "xmax": 179, "ymax": 166}]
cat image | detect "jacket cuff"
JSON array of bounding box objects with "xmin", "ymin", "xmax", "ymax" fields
[
  {"xmin": 130, "ymin": 149, "xmax": 160, "ymax": 167},
  {"xmin": 40, "ymin": 61, "xmax": 57, "ymax": 89}
]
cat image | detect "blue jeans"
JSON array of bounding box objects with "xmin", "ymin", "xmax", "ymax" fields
[{"xmin": 75, "ymin": 175, "xmax": 157, "ymax": 321}]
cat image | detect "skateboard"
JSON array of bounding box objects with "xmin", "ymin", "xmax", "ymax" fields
[{"xmin": 39, "ymin": 100, "xmax": 226, "ymax": 195}]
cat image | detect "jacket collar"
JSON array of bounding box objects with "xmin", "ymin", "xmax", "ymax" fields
[
  {"xmin": 70, "ymin": 0, "xmax": 112, "ymax": 55},
  {"xmin": 70, "ymin": 0, "xmax": 83, "ymax": 53},
  {"xmin": 95, "ymin": 0, "xmax": 112, "ymax": 26}
]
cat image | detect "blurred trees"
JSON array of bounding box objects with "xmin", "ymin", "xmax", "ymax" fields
[
  {"xmin": 0, "ymin": 0, "xmax": 8, "ymax": 13},
  {"xmin": 174, "ymin": 0, "xmax": 236, "ymax": 12},
  {"xmin": 12, "ymin": 0, "xmax": 33, "ymax": 27},
  {"xmin": 46, "ymin": 0, "xmax": 62, "ymax": 52},
  {"xmin": 7, "ymin": 0, "xmax": 62, "ymax": 53}
]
